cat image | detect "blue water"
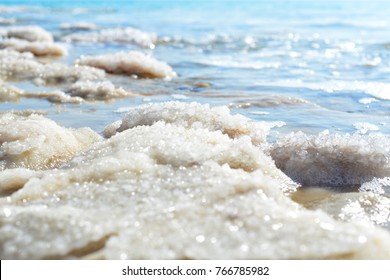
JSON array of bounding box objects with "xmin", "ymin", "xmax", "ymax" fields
[{"xmin": 2, "ymin": 0, "xmax": 390, "ymax": 136}]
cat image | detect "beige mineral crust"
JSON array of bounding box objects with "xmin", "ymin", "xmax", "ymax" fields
[
  {"xmin": 1, "ymin": 25, "xmax": 53, "ymax": 42},
  {"xmin": 0, "ymin": 103, "xmax": 389, "ymax": 259},
  {"xmin": 77, "ymin": 51, "xmax": 176, "ymax": 79},
  {"xmin": 0, "ymin": 38, "xmax": 67, "ymax": 57},
  {"xmin": 67, "ymin": 80, "xmax": 137, "ymax": 100},
  {"xmin": 0, "ymin": 49, "xmax": 105, "ymax": 84},
  {"xmin": 0, "ymin": 113, "xmax": 101, "ymax": 172},
  {"xmin": 271, "ymin": 130, "xmax": 390, "ymax": 188}
]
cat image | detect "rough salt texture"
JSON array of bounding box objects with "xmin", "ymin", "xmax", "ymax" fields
[
  {"xmin": 0, "ymin": 38, "xmax": 67, "ymax": 57},
  {"xmin": 62, "ymin": 27, "xmax": 156, "ymax": 48},
  {"xmin": 1, "ymin": 25, "xmax": 53, "ymax": 42},
  {"xmin": 77, "ymin": 51, "xmax": 176, "ymax": 79},
  {"xmin": 270, "ymin": 130, "xmax": 390, "ymax": 188},
  {"xmin": 0, "ymin": 49, "xmax": 105, "ymax": 84},
  {"xmin": 67, "ymin": 80, "xmax": 137, "ymax": 100},
  {"xmin": 1, "ymin": 121, "xmax": 390, "ymax": 259},
  {"xmin": 307, "ymin": 192, "xmax": 390, "ymax": 231},
  {"xmin": 359, "ymin": 177, "xmax": 390, "ymax": 194},
  {"xmin": 0, "ymin": 113, "xmax": 101, "ymax": 171},
  {"xmin": 104, "ymin": 101, "xmax": 273, "ymax": 145}
]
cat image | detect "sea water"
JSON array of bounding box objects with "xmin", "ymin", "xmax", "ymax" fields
[{"xmin": 1, "ymin": 0, "xmax": 390, "ymax": 259}]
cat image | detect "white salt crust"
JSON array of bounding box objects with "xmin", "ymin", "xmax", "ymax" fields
[
  {"xmin": 270, "ymin": 130, "xmax": 390, "ymax": 188},
  {"xmin": 1, "ymin": 25, "xmax": 53, "ymax": 42},
  {"xmin": 0, "ymin": 49, "xmax": 105, "ymax": 84},
  {"xmin": 60, "ymin": 22, "xmax": 98, "ymax": 31},
  {"xmin": 77, "ymin": 51, "xmax": 176, "ymax": 79},
  {"xmin": 104, "ymin": 101, "xmax": 273, "ymax": 145},
  {"xmin": 0, "ymin": 113, "xmax": 101, "ymax": 171},
  {"xmin": 67, "ymin": 80, "xmax": 137, "ymax": 100},
  {"xmin": 0, "ymin": 38, "xmax": 67, "ymax": 57},
  {"xmin": 0, "ymin": 82, "xmax": 23, "ymax": 102},
  {"xmin": 1, "ymin": 121, "xmax": 390, "ymax": 259},
  {"xmin": 62, "ymin": 27, "xmax": 156, "ymax": 48}
]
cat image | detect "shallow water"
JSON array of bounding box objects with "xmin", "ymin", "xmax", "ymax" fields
[{"xmin": 1, "ymin": 0, "xmax": 390, "ymax": 259}]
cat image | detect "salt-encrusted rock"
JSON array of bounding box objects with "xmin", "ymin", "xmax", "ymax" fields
[
  {"xmin": 77, "ymin": 51, "xmax": 176, "ymax": 79},
  {"xmin": 63, "ymin": 27, "xmax": 156, "ymax": 48},
  {"xmin": 270, "ymin": 130, "xmax": 390, "ymax": 189},
  {"xmin": 0, "ymin": 121, "xmax": 389, "ymax": 259},
  {"xmin": 0, "ymin": 38, "xmax": 67, "ymax": 57},
  {"xmin": 0, "ymin": 113, "xmax": 101, "ymax": 170}
]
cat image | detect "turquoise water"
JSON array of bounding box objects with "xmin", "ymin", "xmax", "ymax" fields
[{"xmin": 2, "ymin": 0, "xmax": 390, "ymax": 136}]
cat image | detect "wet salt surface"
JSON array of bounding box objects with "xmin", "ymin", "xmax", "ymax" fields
[{"xmin": 1, "ymin": 0, "xmax": 390, "ymax": 259}]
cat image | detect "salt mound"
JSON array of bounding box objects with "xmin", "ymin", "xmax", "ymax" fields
[
  {"xmin": 0, "ymin": 49, "xmax": 105, "ymax": 84},
  {"xmin": 0, "ymin": 113, "xmax": 101, "ymax": 171},
  {"xmin": 307, "ymin": 192, "xmax": 390, "ymax": 230},
  {"xmin": 0, "ymin": 38, "xmax": 67, "ymax": 57},
  {"xmin": 1, "ymin": 121, "xmax": 389, "ymax": 259},
  {"xmin": 270, "ymin": 130, "xmax": 390, "ymax": 188},
  {"xmin": 63, "ymin": 27, "xmax": 156, "ymax": 48},
  {"xmin": 67, "ymin": 80, "xmax": 137, "ymax": 100},
  {"xmin": 0, "ymin": 82, "xmax": 23, "ymax": 102},
  {"xmin": 360, "ymin": 177, "xmax": 390, "ymax": 194},
  {"xmin": 60, "ymin": 22, "xmax": 98, "ymax": 31},
  {"xmin": 2, "ymin": 25, "xmax": 53, "ymax": 42},
  {"xmin": 77, "ymin": 51, "xmax": 176, "ymax": 79},
  {"xmin": 104, "ymin": 101, "xmax": 272, "ymax": 145},
  {"xmin": 22, "ymin": 91, "xmax": 84, "ymax": 104}
]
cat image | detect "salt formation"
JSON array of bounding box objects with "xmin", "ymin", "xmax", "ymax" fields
[
  {"xmin": 67, "ymin": 80, "xmax": 137, "ymax": 100},
  {"xmin": 0, "ymin": 38, "xmax": 67, "ymax": 57},
  {"xmin": 270, "ymin": 130, "xmax": 390, "ymax": 188},
  {"xmin": 60, "ymin": 22, "xmax": 98, "ymax": 31},
  {"xmin": 307, "ymin": 192, "xmax": 390, "ymax": 230},
  {"xmin": 0, "ymin": 113, "xmax": 101, "ymax": 171},
  {"xmin": 104, "ymin": 101, "xmax": 272, "ymax": 144},
  {"xmin": 0, "ymin": 49, "xmax": 105, "ymax": 84},
  {"xmin": 229, "ymin": 95, "xmax": 310, "ymax": 109},
  {"xmin": 62, "ymin": 27, "xmax": 156, "ymax": 48},
  {"xmin": 1, "ymin": 118, "xmax": 390, "ymax": 259},
  {"xmin": 1, "ymin": 25, "xmax": 53, "ymax": 42},
  {"xmin": 77, "ymin": 51, "xmax": 176, "ymax": 79},
  {"xmin": 0, "ymin": 82, "xmax": 23, "ymax": 102},
  {"xmin": 359, "ymin": 177, "xmax": 390, "ymax": 194}
]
